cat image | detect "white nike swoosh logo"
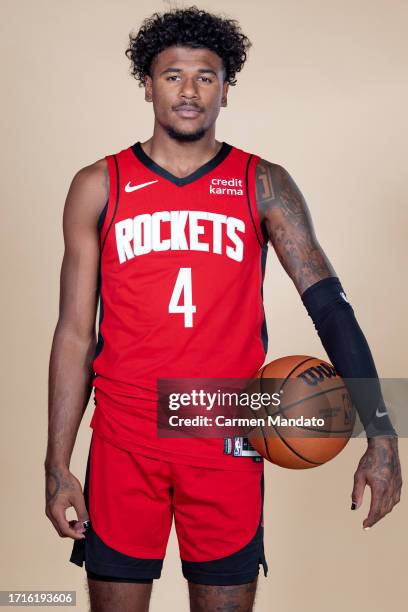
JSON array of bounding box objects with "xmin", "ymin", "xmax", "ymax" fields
[
  {"xmin": 376, "ymin": 408, "xmax": 389, "ymax": 418},
  {"xmin": 125, "ymin": 180, "xmax": 158, "ymax": 193}
]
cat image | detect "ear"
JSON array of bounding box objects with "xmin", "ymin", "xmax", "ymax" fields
[
  {"xmin": 144, "ymin": 75, "xmax": 153, "ymax": 102},
  {"xmin": 221, "ymin": 82, "xmax": 229, "ymax": 107}
]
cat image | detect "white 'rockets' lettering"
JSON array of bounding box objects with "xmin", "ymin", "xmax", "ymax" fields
[{"xmin": 115, "ymin": 210, "xmax": 245, "ymax": 264}]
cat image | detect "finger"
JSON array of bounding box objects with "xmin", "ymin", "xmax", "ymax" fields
[
  {"xmin": 69, "ymin": 519, "xmax": 87, "ymax": 534},
  {"xmin": 351, "ymin": 471, "xmax": 367, "ymax": 510},
  {"xmin": 52, "ymin": 506, "xmax": 86, "ymax": 539},
  {"xmin": 363, "ymin": 481, "xmax": 386, "ymax": 529}
]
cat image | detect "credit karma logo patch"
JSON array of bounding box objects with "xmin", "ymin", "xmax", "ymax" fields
[{"xmin": 210, "ymin": 177, "xmax": 244, "ymax": 196}]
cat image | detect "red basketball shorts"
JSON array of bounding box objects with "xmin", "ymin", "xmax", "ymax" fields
[{"xmin": 70, "ymin": 433, "xmax": 268, "ymax": 585}]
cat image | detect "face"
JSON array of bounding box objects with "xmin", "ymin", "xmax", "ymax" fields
[{"xmin": 144, "ymin": 46, "xmax": 229, "ymax": 142}]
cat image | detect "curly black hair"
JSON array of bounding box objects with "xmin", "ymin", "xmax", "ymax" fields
[{"xmin": 125, "ymin": 6, "xmax": 251, "ymax": 87}]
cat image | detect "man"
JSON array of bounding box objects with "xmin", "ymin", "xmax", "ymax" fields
[{"xmin": 45, "ymin": 6, "xmax": 402, "ymax": 612}]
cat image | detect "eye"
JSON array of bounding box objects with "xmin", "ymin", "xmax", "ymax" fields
[
  {"xmin": 199, "ymin": 76, "xmax": 212, "ymax": 83},
  {"xmin": 166, "ymin": 75, "xmax": 180, "ymax": 81}
]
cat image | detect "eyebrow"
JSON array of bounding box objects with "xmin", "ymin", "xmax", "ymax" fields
[{"xmin": 160, "ymin": 67, "xmax": 218, "ymax": 77}]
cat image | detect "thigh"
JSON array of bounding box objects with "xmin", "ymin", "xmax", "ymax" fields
[
  {"xmin": 188, "ymin": 579, "xmax": 258, "ymax": 612},
  {"xmin": 172, "ymin": 465, "xmax": 268, "ymax": 587},
  {"xmin": 87, "ymin": 578, "xmax": 152, "ymax": 612},
  {"xmin": 70, "ymin": 432, "xmax": 173, "ymax": 582}
]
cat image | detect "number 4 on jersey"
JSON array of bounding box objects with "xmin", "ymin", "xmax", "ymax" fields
[{"xmin": 168, "ymin": 267, "xmax": 197, "ymax": 328}]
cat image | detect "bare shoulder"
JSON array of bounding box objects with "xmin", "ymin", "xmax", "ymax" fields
[
  {"xmin": 75, "ymin": 156, "xmax": 107, "ymax": 176},
  {"xmin": 64, "ymin": 158, "xmax": 109, "ymax": 227}
]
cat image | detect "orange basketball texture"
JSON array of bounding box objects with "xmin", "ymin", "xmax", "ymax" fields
[{"xmin": 248, "ymin": 355, "xmax": 355, "ymax": 469}]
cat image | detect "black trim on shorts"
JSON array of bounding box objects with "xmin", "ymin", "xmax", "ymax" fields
[
  {"xmin": 181, "ymin": 473, "xmax": 268, "ymax": 586},
  {"xmin": 86, "ymin": 570, "xmax": 152, "ymax": 584},
  {"xmin": 69, "ymin": 436, "xmax": 163, "ymax": 582}
]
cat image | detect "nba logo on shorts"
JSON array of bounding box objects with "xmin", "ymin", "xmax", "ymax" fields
[{"xmin": 234, "ymin": 436, "xmax": 242, "ymax": 456}]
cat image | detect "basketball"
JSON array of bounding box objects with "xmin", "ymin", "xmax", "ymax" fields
[{"xmin": 248, "ymin": 355, "xmax": 356, "ymax": 469}]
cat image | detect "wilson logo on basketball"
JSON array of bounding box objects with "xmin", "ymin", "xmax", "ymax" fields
[{"xmin": 297, "ymin": 363, "xmax": 338, "ymax": 386}]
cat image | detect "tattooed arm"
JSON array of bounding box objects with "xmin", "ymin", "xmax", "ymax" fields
[
  {"xmin": 255, "ymin": 159, "xmax": 402, "ymax": 528},
  {"xmin": 255, "ymin": 159, "xmax": 336, "ymax": 293},
  {"xmin": 45, "ymin": 159, "xmax": 108, "ymax": 539}
]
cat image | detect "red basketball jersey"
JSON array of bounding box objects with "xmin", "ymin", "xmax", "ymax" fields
[{"xmin": 90, "ymin": 141, "xmax": 269, "ymax": 470}]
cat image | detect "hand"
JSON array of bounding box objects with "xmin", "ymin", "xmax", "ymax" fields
[
  {"xmin": 45, "ymin": 465, "xmax": 89, "ymax": 539},
  {"xmin": 351, "ymin": 436, "xmax": 402, "ymax": 529}
]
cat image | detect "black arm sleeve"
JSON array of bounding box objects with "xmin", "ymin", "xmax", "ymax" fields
[{"xmin": 301, "ymin": 276, "xmax": 397, "ymax": 438}]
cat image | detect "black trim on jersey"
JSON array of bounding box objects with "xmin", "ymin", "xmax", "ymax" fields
[
  {"xmin": 245, "ymin": 155, "xmax": 264, "ymax": 248},
  {"xmin": 94, "ymin": 155, "xmax": 119, "ymax": 367},
  {"xmin": 131, "ymin": 141, "xmax": 232, "ymax": 187},
  {"xmin": 260, "ymin": 243, "xmax": 269, "ymax": 354},
  {"xmin": 261, "ymin": 222, "xmax": 269, "ymax": 244},
  {"xmin": 93, "ymin": 291, "xmax": 104, "ymax": 362},
  {"xmin": 97, "ymin": 202, "xmax": 108, "ymax": 232},
  {"xmin": 101, "ymin": 155, "xmax": 120, "ymax": 253},
  {"xmin": 92, "ymin": 259, "xmax": 104, "ymax": 381}
]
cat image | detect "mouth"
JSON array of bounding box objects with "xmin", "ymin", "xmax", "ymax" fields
[{"xmin": 173, "ymin": 105, "xmax": 203, "ymax": 119}]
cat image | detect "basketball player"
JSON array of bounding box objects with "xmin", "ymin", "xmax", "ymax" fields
[{"xmin": 45, "ymin": 7, "xmax": 402, "ymax": 611}]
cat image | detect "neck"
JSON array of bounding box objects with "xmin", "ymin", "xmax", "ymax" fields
[{"xmin": 141, "ymin": 122, "xmax": 221, "ymax": 179}]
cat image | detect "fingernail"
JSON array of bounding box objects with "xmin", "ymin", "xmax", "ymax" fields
[
  {"xmin": 364, "ymin": 526, "xmax": 371, "ymax": 530},
  {"xmin": 351, "ymin": 502, "xmax": 357, "ymax": 510}
]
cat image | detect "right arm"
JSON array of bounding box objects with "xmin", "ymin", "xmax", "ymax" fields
[{"xmin": 44, "ymin": 159, "xmax": 108, "ymax": 539}]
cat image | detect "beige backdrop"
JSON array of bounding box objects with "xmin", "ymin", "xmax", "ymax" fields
[{"xmin": 1, "ymin": 0, "xmax": 407, "ymax": 610}]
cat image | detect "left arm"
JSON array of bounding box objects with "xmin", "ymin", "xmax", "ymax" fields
[
  {"xmin": 256, "ymin": 158, "xmax": 402, "ymax": 528},
  {"xmin": 256, "ymin": 158, "xmax": 336, "ymax": 293}
]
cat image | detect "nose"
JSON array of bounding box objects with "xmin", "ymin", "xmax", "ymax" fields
[{"xmin": 179, "ymin": 76, "xmax": 199, "ymax": 101}]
